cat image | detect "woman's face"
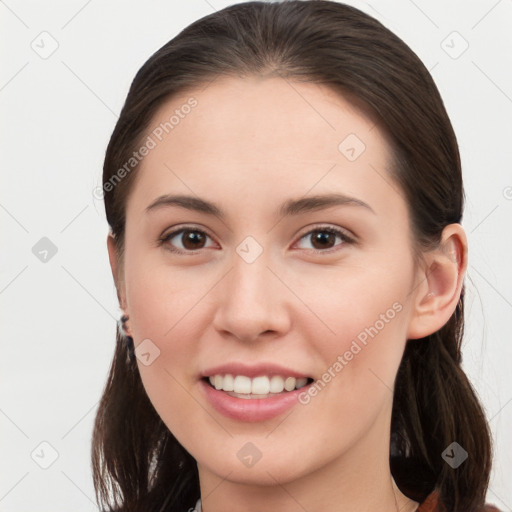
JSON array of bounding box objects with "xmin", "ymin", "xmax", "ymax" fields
[{"xmin": 113, "ymin": 76, "xmax": 424, "ymax": 485}]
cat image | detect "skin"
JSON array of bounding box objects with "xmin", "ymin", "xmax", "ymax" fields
[{"xmin": 107, "ymin": 75, "xmax": 467, "ymax": 512}]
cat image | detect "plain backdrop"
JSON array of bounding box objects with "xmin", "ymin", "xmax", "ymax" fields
[{"xmin": 1, "ymin": 0, "xmax": 511, "ymax": 510}]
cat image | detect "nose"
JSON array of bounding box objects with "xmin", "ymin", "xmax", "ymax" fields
[{"xmin": 212, "ymin": 250, "xmax": 291, "ymax": 343}]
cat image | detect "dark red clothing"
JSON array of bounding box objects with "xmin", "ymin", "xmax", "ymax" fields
[{"xmin": 417, "ymin": 489, "xmax": 502, "ymax": 512}]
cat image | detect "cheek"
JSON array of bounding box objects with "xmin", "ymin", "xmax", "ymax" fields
[
  {"xmin": 124, "ymin": 262, "xmax": 206, "ymax": 441},
  {"xmin": 298, "ymin": 289, "xmax": 410, "ymax": 447},
  {"xmin": 125, "ymin": 250, "xmax": 205, "ymax": 343},
  {"xmin": 296, "ymin": 261, "xmax": 412, "ymax": 395},
  {"xmin": 123, "ymin": 253, "xmax": 209, "ymax": 401}
]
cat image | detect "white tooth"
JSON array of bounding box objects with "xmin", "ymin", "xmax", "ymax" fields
[
  {"xmin": 295, "ymin": 377, "xmax": 308, "ymax": 389},
  {"xmin": 233, "ymin": 375, "xmax": 252, "ymax": 394},
  {"xmin": 269, "ymin": 375, "xmax": 284, "ymax": 393},
  {"xmin": 284, "ymin": 377, "xmax": 296, "ymax": 391},
  {"xmin": 223, "ymin": 374, "xmax": 234, "ymax": 391},
  {"xmin": 208, "ymin": 376, "xmax": 215, "ymax": 386},
  {"xmin": 214, "ymin": 375, "xmax": 223, "ymax": 390},
  {"xmin": 251, "ymin": 376, "xmax": 270, "ymax": 395}
]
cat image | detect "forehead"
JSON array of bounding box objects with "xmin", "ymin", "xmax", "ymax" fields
[
  {"xmin": 126, "ymin": 75, "xmax": 407, "ymax": 221},
  {"xmin": 147, "ymin": 75, "xmax": 380, "ymax": 160}
]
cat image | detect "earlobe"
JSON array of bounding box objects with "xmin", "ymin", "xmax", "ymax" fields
[{"xmin": 407, "ymin": 224, "xmax": 467, "ymax": 340}]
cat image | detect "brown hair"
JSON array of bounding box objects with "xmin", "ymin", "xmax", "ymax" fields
[{"xmin": 92, "ymin": 1, "xmax": 493, "ymax": 511}]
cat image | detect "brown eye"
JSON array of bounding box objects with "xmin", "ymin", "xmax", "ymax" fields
[
  {"xmin": 295, "ymin": 226, "xmax": 353, "ymax": 252},
  {"xmin": 310, "ymin": 231, "xmax": 337, "ymax": 250},
  {"xmin": 160, "ymin": 228, "xmax": 214, "ymax": 253},
  {"xmin": 159, "ymin": 225, "xmax": 354, "ymax": 255},
  {"xmin": 181, "ymin": 230, "xmax": 207, "ymax": 250}
]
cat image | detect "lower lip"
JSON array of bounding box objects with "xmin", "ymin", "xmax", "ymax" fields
[{"xmin": 200, "ymin": 379, "xmax": 311, "ymax": 422}]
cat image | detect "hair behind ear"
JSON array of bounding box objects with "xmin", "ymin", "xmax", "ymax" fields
[
  {"xmin": 91, "ymin": 328, "xmax": 199, "ymax": 512},
  {"xmin": 391, "ymin": 289, "xmax": 493, "ymax": 511}
]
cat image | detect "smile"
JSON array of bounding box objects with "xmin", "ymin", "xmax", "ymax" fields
[
  {"xmin": 205, "ymin": 374, "xmax": 313, "ymax": 398},
  {"xmin": 200, "ymin": 373, "xmax": 315, "ymax": 422}
]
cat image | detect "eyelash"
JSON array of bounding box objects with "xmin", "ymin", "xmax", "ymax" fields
[{"xmin": 157, "ymin": 224, "xmax": 355, "ymax": 255}]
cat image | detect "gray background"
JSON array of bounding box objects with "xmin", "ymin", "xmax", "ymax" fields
[{"xmin": 1, "ymin": 0, "xmax": 511, "ymax": 510}]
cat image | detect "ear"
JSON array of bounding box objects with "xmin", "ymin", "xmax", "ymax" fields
[
  {"xmin": 107, "ymin": 232, "xmax": 127, "ymax": 310},
  {"xmin": 407, "ymin": 224, "xmax": 467, "ymax": 340}
]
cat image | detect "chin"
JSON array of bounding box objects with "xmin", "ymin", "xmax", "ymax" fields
[
  {"xmin": 194, "ymin": 439, "xmax": 327, "ymax": 485},
  {"xmin": 205, "ymin": 458, "xmax": 308, "ymax": 486}
]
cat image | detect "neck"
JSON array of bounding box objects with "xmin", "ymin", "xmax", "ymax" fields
[{"xmin": 196, "ymin": 407, "xmax": 418, "ymax": 512}]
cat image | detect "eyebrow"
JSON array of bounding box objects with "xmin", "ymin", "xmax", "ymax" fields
[{"xmin": 145, "ymin": 193, "xmax": 375, "ymax": 218}]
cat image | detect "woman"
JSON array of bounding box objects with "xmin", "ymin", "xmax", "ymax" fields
[{"xmin": 92, "ymin": 2, "xmax": 502, "ymax": 511}]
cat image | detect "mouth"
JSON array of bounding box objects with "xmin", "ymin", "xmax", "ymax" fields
[
  {"xmin": 202, "ymin": 374, "xmax": 315, "ymax": 399},
  {"xmin": 199, "ymin": 363, "xmax": 317, "ymax": 421}
]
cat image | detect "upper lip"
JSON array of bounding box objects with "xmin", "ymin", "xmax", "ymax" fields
[{"xmin": 200, "ymin": 362, "xmax": 312, "ymax": 379}]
